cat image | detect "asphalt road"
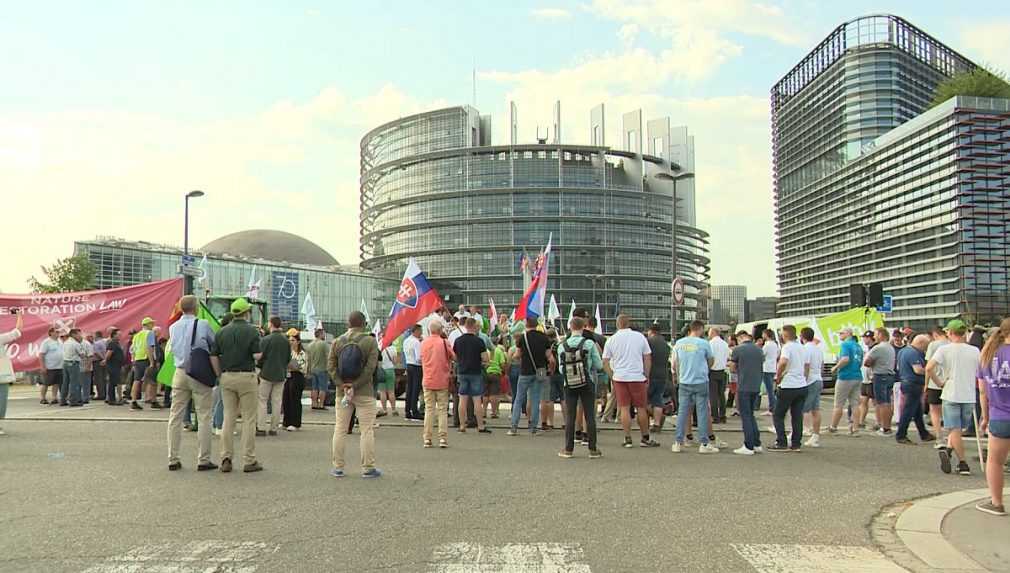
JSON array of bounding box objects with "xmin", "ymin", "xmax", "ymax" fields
[{"xmin": 0, "ymin": 392, "xmax": 992, "ymax": 573}]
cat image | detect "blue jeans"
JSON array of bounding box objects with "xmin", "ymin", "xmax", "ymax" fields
[
  {"xmin": 511, "ymin": 374, "xmax": 544, "ymax": 431},
  {"xmin": 63, "ymin": 362, "xmax": 83, "ymax": 405},
  {"xmin": 0, "ymin": 383, "xmax": 9, "ymax": 420},
  {"xmin": 82, "ymin": 370, "xmax": 92, "ymax": 403},
  {"xmin": 676, "ymin": 383, "xmax": 711, "ymax": 445},
  {"xmin": 737, "ymin": 391, "xmax": 761, "ymax": 450},
  {"xmin": 896, "ymin": 382, "xmax": 929, "ymax": 440},
  {"xmin": 212, "ymin": 385, "xmax": 224, "ymax": 429},
  {"xmin": 757, "ymin": 372, "xmax": 776, "ymax": 411}
]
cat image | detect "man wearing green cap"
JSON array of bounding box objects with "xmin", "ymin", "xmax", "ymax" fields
[
  {"xmin": 926, "ymin": 319, "xmax": 981, "ymax": 476},
  {"xmin": 129, "ymin": 317, "xmax": 160, "ymax": 410},
  {"xmin": 212, "ymin": 298, "xmax": 264, "ymax": 473}
]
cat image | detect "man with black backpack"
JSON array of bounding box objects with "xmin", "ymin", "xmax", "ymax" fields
[
  {"xmin": 327, "ymin": 311, "xmax": 382, "ymax": 479},
  {"xmin": 166, "ymin": 295, "xmax": 218, "ymax": 472},
  {"xmin": 558, "ymin": 317, "xmax": 603, "ymax": 459}
]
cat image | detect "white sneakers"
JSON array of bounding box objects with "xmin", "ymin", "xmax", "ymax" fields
[
  {"xmin": 699, "ymin": 443, "xmax": 720, "ymax": 454},
  {"xmin": 804, "ymin": 434, "xmax": 821, "ymax": 448},
  {"xmin": 671, "ymin": 442, "xmax": 683, "ymax": 453},
  {"xmin": 733, "ymin": 446, "xmax": 754, "ymax": 455},
  {"xmin": 285, "ymin": 425, "xmax": 297, "ymax": 432},
  {"xmin": 753, "ymin": 446, "xmax": 764, "ymax": 453}
]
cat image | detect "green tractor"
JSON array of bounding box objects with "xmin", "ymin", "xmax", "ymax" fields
[{"xmin": 203, "ymin": 295, "xmax": 270, "ymax": 329}]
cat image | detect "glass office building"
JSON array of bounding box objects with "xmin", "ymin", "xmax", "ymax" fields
[
  {"xmin": 709, "ymin": 285, "xmax": 748, "ymax": 325},
  {"xmin": 75, "ymin": 233, "xmax": 397, "ymax": 332},
  {"xmin": 360, "ymin": 105, "xmax": 710, "ymax": 331},
  {"xmin": 770, "ymin": 15, "xmax": 1009, "ymax": 327}
]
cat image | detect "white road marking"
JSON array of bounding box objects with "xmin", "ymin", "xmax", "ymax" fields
[
  {"xmin": 732, "ymin": 543, "xmax": 907, "ymax": 572},
  {"xmin": 81, "ymin": 540, "xmax": 276, "ymax": 573},
  {"xmin": 430, "ymin": 543, "xmax": 592, "ymax": 572}
]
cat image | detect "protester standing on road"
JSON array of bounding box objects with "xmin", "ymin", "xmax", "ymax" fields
[
  {"xmin": 925, "ymin": 326, "xmax": 949, "ymax": 448},
  {"xmin": 603, "ymin": 315, "xmax": 654, "ymax": 448},
  {"xmin": 759, "ymin": 329, "xmax": 779, "ymax": 415},
  {"xmin": 800, "ymin": 328, "xmax": 824, "ymax": 448},
  {"xmin": 306, "ymin": 329, "xmax": 330, "ymax": 411},
  {"xmin": 927, "ymin": 320, "xmax": 981, "ymax": 476},
  {"xmin": 257, "ymin": 317, "xmax": 290, "ymax": 437},
  {"xmin": 420, "ymin": 320, "xmax": 454, "ymax": 448},
  {"xmin": 864, "ymin": 328, "xmax": 896, "ymax": 436},
  {"xmin": 104, "ymin": 329, "xmax": 125, "ymax": 405},
  {"xmin": 708, "ymin": 328, "xmax": 730, "ymax": 424},
  {"xmin": 729, "ymin": 330, "xmax": 764, "ymax": 455},
  {"xmin": 453, "ymin": 317, "xmax": 491, "ymax": 434},
  {"xmin": 283, "ymin": 329, "xmax": 306, "ymax": 431},
  {"xmin": 829, "ymin": 328, "xmax": 863, "ymax": 435},
  {"xmin": 894, "ymin": 334, "xmax": 935, "ymax": 445},
  {"xmin": 0, "ymin": 312, "xmax": 24, "ymax": 436},
  {"xmin": 62, "ymin": 329, "xmax": 87, "ymax": 407},
  {"xmin": 378, "ymin": 343, "xmax": 399, "ymax": 417},
  {"xmin": 403, "ymin": 325, "xmax": 424, "ymax": 421},
  {"xmin": 646, "ymin": 324, "xmax": 670, "ymax": 435},
  {"xmin": 92, "ymin": 331, "xmax": 108, "ymax": 402},
  {"xmin": 38, "ymin": 327, "xmax": 63, "ymax": 405},
  {"xmin": 976, "ymin": 317, "xmax": 1010, "ymax": 516},
  {"xmin": 328, "ymin": 311, "xmax": 381, "ymax": 478},
  {"xmin": 769, "ymin": 325, "xmax": 809, "ymax": 452},
  {"xmin": 130, "ymin": 318, "xmax": 160, "ymax": 410},
  {"xmin": 558, "ymin": 317, "xmax": 603, "ymax": 459},
  {"xmin": 166, "ymin": 295, "xmax": 218, "ymax": 472},
  {"xmin": 671, "ymin": 320, "xmax": 718, "ymax": 454},
  {"xmin": 509, "ymin": 319, "xmax": 553, "ymax": 437},
  {"xmin": 212, "ymin": 298, "xmax": 263, "ymax": 474}
]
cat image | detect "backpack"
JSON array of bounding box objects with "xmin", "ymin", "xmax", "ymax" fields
[
  {"xmin": 561, "ymin": 338, "xmax": 592, "ymax": 389},
  {"xmin": 337, "ymin": 333, "xmax": 366, "ymax": 383}
]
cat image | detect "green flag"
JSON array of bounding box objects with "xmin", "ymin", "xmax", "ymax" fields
[{"xmin": 157, "ymin": 302, "xmax": 223, "ymax": 387}]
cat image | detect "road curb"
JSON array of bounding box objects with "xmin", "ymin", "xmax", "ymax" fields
[{"xmin": 874, "ymin": 489, "xmax": 997, "ymax": 572}]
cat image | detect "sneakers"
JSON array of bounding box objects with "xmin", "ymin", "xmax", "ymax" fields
[
  {"xmin": 698, "ymin": 443, "xmax": 720, "ymax": 454},
  {"xmin": 168, "ymin": 461, "xmax": 182, "ymax": 471},
  {"xmin": 478, "ymin": 428, "xmax": 492, "ymax": 434},
  {"xmin": 423, "ymin": 440, "xmax": 433, "ymax": 448},
  {"xmin": 243, "ymin": 461, "xmax": 263, "ymax": 473},
  {"xmin": 623, "ymin": 437, "xmax": 634, "ymax": 448},
  {"xmin": 285, "ymin": 426, "xmax": 296, "ymax": 432},
  {"xmin": 197, "ymin": 462, "xmax": 219, "ymax": 471},
  {"xmin": 733, "ymin": 446, "xmax": 755, "ymax": 455},
  {"xmin": 896, "ymin": 437, "xmax": 915, "ymax": 445},
  {"xmin": 975, "ymin": 501, "xmax": 1007, "ymax": 516},
  {"xmin": 507, "ymin": 427, "xmax": 518, "ymax": 436},
  {"xmin": 767, "ymin": 443, "xmax": 790, "ymax": 452},
  {"xmin": 558, "ymin": 450, "xmax": 573, "ymax": 459},
  {"xmin": 827, "ymin": 426, "xmax": 838, "ymax": 434},
  {"xmin": 439, "ymin": 438, "xmax": 448, "ymax": 448},
  {"xmin": 805, "ymin": 434, "xmax": 821, "ymax": 448},
  {"xmin": 753, "ymin": 446, "xmax": 764, "ymax": 453},
  {"xmin": 361, "ymin": 468, "xmax": 383, "ymax": 479},
  {"xmin": 588, "ymin": 450, "xmax": 603, "ymax": 459},
  {"xmin": 220, "ymin": 458, "xmax": 232, "ymax": 473},
  {"xmin": 329, "ymin": 468, "xmax": 345, "ymax": 478},
  {"xmin": 130, "ymin": 401, "xmax": 143, "ymax": 410},
  {"xmin": 939, "ymin": 448, "xmax": 953, "ymax": 474},
  {"xmin": 640, "ymin": 439, "xmax": 660, "ymax": 448},
  {"xmin": 956, "ymin": 461, "xmax": 971, "ymax": 476},
  {"xmin": 671, "ymin": 442, "xmax": 683, "ymax": 453},
  {"xmin": 875, "ymin": 428, "xmax": 892, "ymax": 437},
  {"xmin": 150, "ymin": 402, "xmax": 162, "ymax": 410}
]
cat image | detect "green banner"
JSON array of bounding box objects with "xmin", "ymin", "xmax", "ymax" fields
[
  {"xmin": 815, "ymin": 307, "xmax": 885, "ymax": 358},
  {"xmin": 157, "ymin": 303, "xmax": 223, "ymax": 387}
]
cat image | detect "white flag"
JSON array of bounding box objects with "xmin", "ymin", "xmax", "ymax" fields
[
  {"xmin": 547, "ymin": 294, "xmax": 561, "ymax": 322},
  {"xmin": 488, "ymin": 298, "xmax": 499, "ymax": 335},
  {"xmin": 595, "ymin": 303, "xmax": 603, "ymax": 336},
  {"xmin": 301, "ymin": 291, "xmax": 317, "ymax": 332},
  {"xmin": 245, "ymin": 265, "xmax": 261, "ymax": 299},
  {"xmin": 568, "ymin": 299, "xmax": 576, "ymax": 329},
  {"xmin": 360, "ymin": 298, "xmax": 372, "ymax": 325},
  {"xmin": 196, "ymin": 254, "xmax": 208, "ymax": 284},
  {"xmin": 372, "ymin": 319, "xmax": 383, "ymax": 350}
]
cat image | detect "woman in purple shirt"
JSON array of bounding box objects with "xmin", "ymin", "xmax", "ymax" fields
[{"xmin": 976, "ymin": 318, "xmax": 1010, "ymax": 516}]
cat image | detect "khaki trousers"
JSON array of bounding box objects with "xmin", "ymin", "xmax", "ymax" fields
[
  {"xmin": 220, "ymin": 372, "xmax": 258, "ymax": 466},
  {"xmin": 423, "ymin": 388, "xmax": 449, "ymax": 441},
  {"xmin": 331, "ymin": 391, "xmax": 377, "ymax": 473},
  {"xmin": 257, "ymin": 378, "xmax": 284, "ymax": 432},
  {"xmin": 167, "ymin": 369, "xmax": 214, "ymax": 464}
]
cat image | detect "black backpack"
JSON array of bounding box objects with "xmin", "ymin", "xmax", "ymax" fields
[
  {"xmin": 337, "ymin": 333, "xmax": 366, "ymax": 383},
  {"xmin": 561, "ymin": 338, "xmax": 592, "ymax": 389}
]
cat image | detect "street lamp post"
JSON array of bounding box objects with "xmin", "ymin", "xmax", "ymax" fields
[
  {"xmin": 183, "ymin": 190, "xmax": 205, "ymax": 295},
  {"xmin": 655, "ymin": 170, "xmax": 693, "ymax": 339}
]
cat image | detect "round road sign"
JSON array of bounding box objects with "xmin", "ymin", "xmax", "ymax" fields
[{"xmin": 671, "ymin": 277, "xmax": 685, "ymax": 305}]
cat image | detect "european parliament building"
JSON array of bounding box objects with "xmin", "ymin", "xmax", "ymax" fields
[
  {"xmin": 359, "ymin": 103, "xmax": 711, "ymax": 331},
  {"xmin": 773, "ymin": 15, "xmax": 1010, "ymax": 328}
]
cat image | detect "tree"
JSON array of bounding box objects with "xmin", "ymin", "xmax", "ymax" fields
[
  {"xmin": 930, "ymin": 66, "xmax": 1010, "ymax": 109},
  {"xmin": 28, "ymin": 254, "xmax": 96, "ymax": 293}
]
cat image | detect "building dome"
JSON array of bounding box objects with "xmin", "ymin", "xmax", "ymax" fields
[{"xmin": 201, "ymin": 230, "xmax": 338, "ymax": 267}]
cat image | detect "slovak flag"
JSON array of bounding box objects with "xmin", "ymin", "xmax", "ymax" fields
[
  {"xmin": 381, "ymin": 258, "xmax": 444, "ymax": 349},
  {"xmin": 514, "ymin": 234, "xmax": 552, "ymax": 321}
]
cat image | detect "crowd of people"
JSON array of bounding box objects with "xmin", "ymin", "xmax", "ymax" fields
[{"xmin": 1, "ymin": 297, "xmax": 1008, "ymax": 517}]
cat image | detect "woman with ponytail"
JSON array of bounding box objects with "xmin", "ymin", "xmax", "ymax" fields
[{"xmin": 976, "ymin": 317, "xmax": 1010, "ymax": 516}]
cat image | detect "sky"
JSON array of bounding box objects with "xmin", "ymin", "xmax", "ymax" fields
[{"xmin": 3, "ymin": 0, "xmax": 1010, "ymax": 297}]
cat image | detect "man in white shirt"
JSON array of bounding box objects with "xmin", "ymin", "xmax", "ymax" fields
[
  {"xmin": 708, "ymin": 328, "xmax": 730, "ymax": 424},
  {"xmin": 769, "ymin": 325, "xmax": 810, "ymax": 452},
  {"xmin": 62, "ymin": 329, "xmax": 88, "ymax": 407},
  {"xmin": 402, "ymin": 325, "xmax": 424, "ymax": 421},
  {"xmin": 925, "ymin": 326, "xmax": 949, "ymax": 448},
  {"xmin": 800, "ymin": 327, "xmax": 825, "ymax": 447},
  {"xmin": 602, "ymin": 315, "xmax": 653, "ymax": 449},
  {"xmin": 760, "ymin": 330, "xmax": 780, "ymax": 416},
  {"xmin": 926, "ymin": 319, "xmax": 981, "ymax": 476}
]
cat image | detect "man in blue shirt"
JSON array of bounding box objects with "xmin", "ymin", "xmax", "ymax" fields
[
  {"xmin": 166, "ymin": 295, "xmax": 219, "ymax": 472},
  {"xmin": 671, "ymin": 320, "xmax": 717, "ymax": 453},
  {"xmin": 895, "ymin": 334, "xmax": 935, "ymax": 445},
  {"xmin": 830, "ymin": 328, "xmax": 864, "ymax": 435}
]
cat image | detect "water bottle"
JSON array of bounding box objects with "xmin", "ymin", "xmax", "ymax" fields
[{"xmin": 340, "ymin": 387, "xmax": 353, "ymax": 407}]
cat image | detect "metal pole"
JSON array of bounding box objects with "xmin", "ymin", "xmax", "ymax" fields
[
  {"xmin": 672, "ymin": 176, "xmax": 678, "ymax": 339},
  {"xmin": 184, "ymin": 195, "xmax": 192, "ymax": 295}
]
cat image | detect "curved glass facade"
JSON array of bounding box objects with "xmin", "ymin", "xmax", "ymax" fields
[{"xmin": 360, "ymin": 107, "xmax": 710, "ymax": 330}]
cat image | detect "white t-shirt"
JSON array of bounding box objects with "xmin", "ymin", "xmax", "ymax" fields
[
  {"xmin": 762, "ymin": 340, "xmax": 779, "ymax": 373},
  {"xmin": 860, "ymin": 341, "xmax": 872, "ymax": 383},
  {"xmin": 381, "ymin": 347, "xmax": 397, "ymax": 369},
  {"xmin": 925, "ymin": 338, "xmax": 948, "ymax": 390},
  {"xmin": 710, "ymin": 336, "xmax": 730, "ymax": 371},
  {"xmin": 602, "ymin": 329, "xmax": 652, "ymax": 382},
  {"xmin": 778, "ymin": 341, "xmax": 808, "ymax": 388},
  {"xmin": 447, "ymin": 328, "xmax": 463, "ymax": 348},
  {"xmin": 933, "ymin": 342, "xmax": 980, "ymax": 404},
  {"xmin": 804, "ymin": 341, "xmax": 824, "ymax": 383}
]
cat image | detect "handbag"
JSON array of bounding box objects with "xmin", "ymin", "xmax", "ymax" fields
[
  {"xmin": 523, "ymin": 331, "xmax": 547, "ymax": 379},
  {"xmin": 185, "ymin": 319, "xmax": 217, "ymax": 387}
]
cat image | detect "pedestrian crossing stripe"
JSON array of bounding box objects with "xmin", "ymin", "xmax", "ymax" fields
[
  {"xmin": 430, "ymin": 543, "xmax": 592, "ymax": 572},
  {"xmin": 81, "ymin": 540, "xmax": 277, "ymax": 573},
  {"xmin": 731, "ymin": 543, "xmax": 906, "ymax": 572}
]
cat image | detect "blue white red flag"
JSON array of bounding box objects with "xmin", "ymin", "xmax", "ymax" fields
[
  {"xmin": 514, "ymin": 234, "xmax": 552, "ymax": 321},
  {"xmin": 381, "ymin": 258, "xmax": 444, "ymax": 348}
]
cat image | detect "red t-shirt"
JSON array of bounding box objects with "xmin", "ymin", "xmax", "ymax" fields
[{"xmin": 421, "ymin": 336, "xmax": 455, "ymax": 390}]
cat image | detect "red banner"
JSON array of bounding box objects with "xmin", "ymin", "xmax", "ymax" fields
[{"xmin": 0, "ymin": 279, "xmax": 183, "ymax": 371}]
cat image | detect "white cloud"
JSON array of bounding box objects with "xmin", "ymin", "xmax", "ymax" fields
[
  {"xmin": 0, "ymin": 85, "xmax": 441, "ymax": 292},
  {"xmin": 531, "ymin": 7, "xmax": 571, "ymax": 20}
]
